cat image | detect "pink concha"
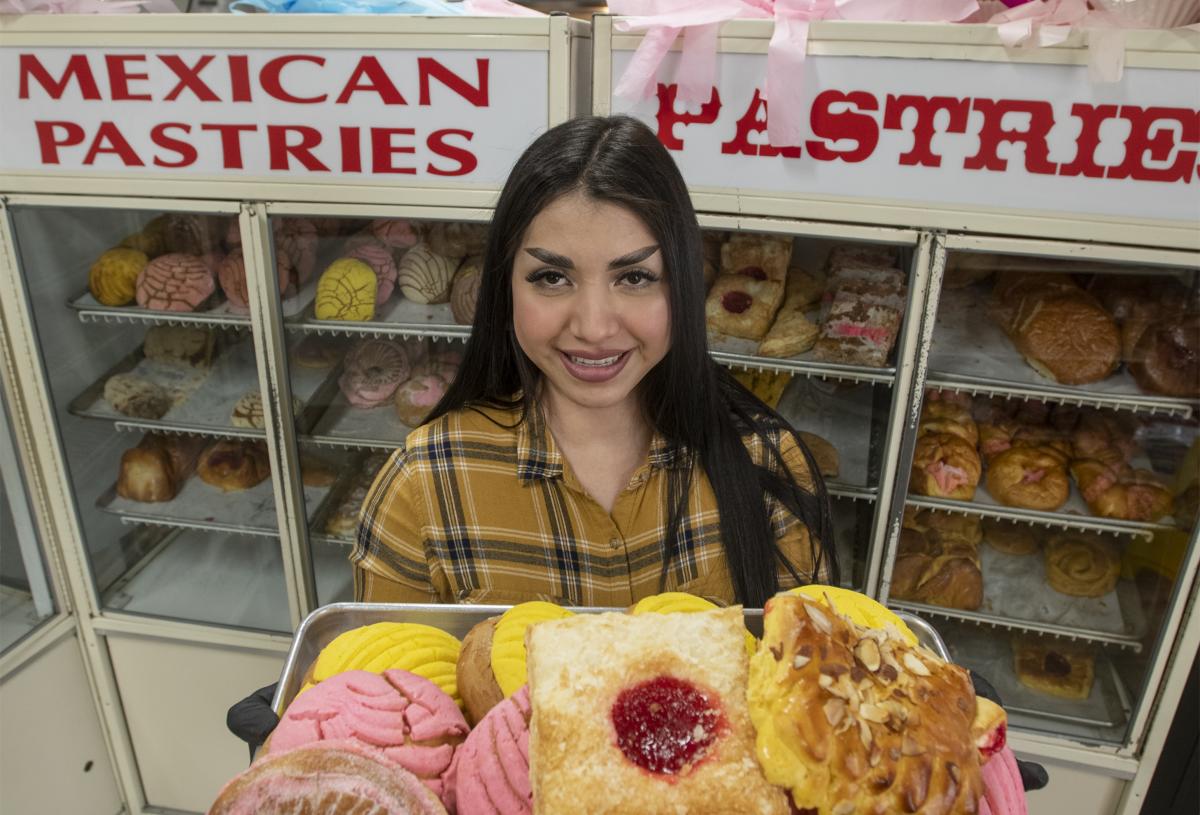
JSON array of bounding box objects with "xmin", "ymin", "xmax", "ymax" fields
[
  {"xmin": 136, "ymin": 253, "xmax": 215, "ymax": 312},
  {"xmin": 451, "ymin": 686, "xmax": 532, "ymax": 815},
  {"xmin": 348, "ymin": 240, "xmax": 400, "ymax": 305},
  {"xmin": 371, "ymin": 218, "xmax": 420, "ymax": 250},
  {"xmin": 339, "ymin": 339, "xmax": 411, "ymax": 409},
  {"xmin": 268, "ymin": 669, "xmax": 468, "ymax": 808}
]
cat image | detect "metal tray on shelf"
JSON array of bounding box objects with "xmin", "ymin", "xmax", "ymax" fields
[
  {"xmin": 306, "ymin": 451, "xmax": 371, "ymax": 547},
  {"xmin": 710, "ymin": 335, "xmax": 896, "ymax": 385},
  {"xmin": 777, "ymin": 377, "xmax": 879, "ymax": 494},
  {"xmin": 271, "ymin": 602, "xmax": 950, "ymax": 716},
  {"xmin": 906, "ymin": 486, "xmax": 1175, "ymax": 539},
  {"xmin": 301, "ymin": 368, "xmax": 413, "ymax": 450},
  {"xmin": 943, "ymin": 624, "xmax": 1131, "ymax": 730},
  {"xmin": 96, "ymin": 471, "xmax": 335, "ymax": 537},
  {"xmin": 286, "ymin": 298, "xmax": 471, "ymax": 340},
  {"xmin": 927, "ymin": 287, "xmax": 1196, "ymax": 419},
  {"xmin": 67, "ymin": 280, "xmax": 316, "ymax": 327}
]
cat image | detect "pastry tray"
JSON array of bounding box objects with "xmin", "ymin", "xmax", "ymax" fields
[
  {"xmin": 69, "ymin": 336, "xmax": 330, "ymax": 437},
  {"xmin": 710, "ymin": 334, "xmax": 896, "ymax": 385},
  {"xmin": 67, "ymin": 279, "xmax": 316, "ymax": 327},
  {"xmin": 286, "ymin": 298, "xmax": 470, "ymax": 341},
  {"xmin": 96, "ymin": 471, "xmax": 334, "ymax": 538},
  {"xmin": 299, "ymin": 369, "xmax": 415, "ymax": 450},
  {"xmin": 776, "ymin": 378, "xmax": 880, "ymax": 493},
  {"xmin": 271, "ymin": 602, "xmax": 949, "ymax": 716},
  {"xmin": 889, "ymin": 541, "xmax": 1147, "ymax": 650},
  {"xmin": 942, "ymin": 624, "xmax": 1131, "ymax": 730},
  {"xmin": 926, "ymin": 286, "xmax": 1196, "ymax": 419}
]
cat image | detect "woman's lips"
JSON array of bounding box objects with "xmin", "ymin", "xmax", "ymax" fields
[{"xmin": 559, "ymin": 350, "xmax": 631, "ymax": 383}]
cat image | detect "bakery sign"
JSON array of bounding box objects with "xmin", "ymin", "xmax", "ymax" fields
[
  {"xmin": 610, "ymin": 50, "xmax": 1200, "ymax": 225},
  {"xmin": 0, "ymin": 46, "xmax": 549, "ymax": 184}
]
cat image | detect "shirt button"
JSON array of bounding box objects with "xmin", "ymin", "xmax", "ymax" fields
[{"xmin": 609, "ymin": 537, "xmax": 621, "ymax": 549}]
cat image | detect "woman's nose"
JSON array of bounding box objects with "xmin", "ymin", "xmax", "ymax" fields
[{"xmin": 569, "ymin": 284, "xmax": 620, "ymax": 342}]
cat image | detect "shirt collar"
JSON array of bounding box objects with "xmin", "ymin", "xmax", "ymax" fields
[{"xmin": 516, "ymin": 405, "xmax": 691, "ymax": 483}]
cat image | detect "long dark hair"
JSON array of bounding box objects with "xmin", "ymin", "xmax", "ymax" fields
[{"xmin": 427, "ymin": 115, "xmax": 837, "ymax": 606}]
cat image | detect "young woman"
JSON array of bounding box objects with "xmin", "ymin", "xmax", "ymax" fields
[{"xmin": 351, "ymin": 115, "xmax": 836, "ymax": 608}]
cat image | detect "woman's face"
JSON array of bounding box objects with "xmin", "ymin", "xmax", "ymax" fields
[{"xmin": 512, "ymin": 191, "xmax": 671, "ymax": 417}]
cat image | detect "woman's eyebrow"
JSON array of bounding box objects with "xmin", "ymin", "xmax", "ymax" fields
[
  {"xmin": 608, "ymin": 245, "xmax": 660, "ymax": 269},
  {"xmin": 524, "ymin": 247, "xmax": 574, "ymax": 268}
]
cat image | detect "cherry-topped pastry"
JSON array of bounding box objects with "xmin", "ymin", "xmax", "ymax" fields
[{"xmin": 526, "ymin": 608, "xmax": 788, "ymax": 815}]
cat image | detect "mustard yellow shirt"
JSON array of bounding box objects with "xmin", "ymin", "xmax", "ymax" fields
[{"xmin": 351, "ymin": 402, "xmax": 826, "ymax": 606}]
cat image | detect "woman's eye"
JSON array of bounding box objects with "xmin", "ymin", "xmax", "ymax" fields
[
  {"xmin": 527, "ymin": 269, "xmax": 568, "ymax": 287},
  {"xmin": 620, "ymin": 269, "xmax": 659, "ymax": 287}
]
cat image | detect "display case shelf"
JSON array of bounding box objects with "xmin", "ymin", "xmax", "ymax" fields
[
  {"xmin": 286, "ymin": 299, "xmax": 471, "ymax": 341},
  {"xmin": 712, "ymin": 340, "xmax": 896, "ymax": 385},
  {"xmin": 68, "ymin": 281, "xmax": 316, "ymax": 329},
  {"xmin": 927, "ymin": 287, "xmax": 1196, "ymax": 419},
  {"xmin": 906, "ymin": 485, "xmax": 1175, "ymax": 539}
]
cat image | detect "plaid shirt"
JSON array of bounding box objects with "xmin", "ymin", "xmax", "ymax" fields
[{"xmin": 351, "ymin": 402, "xmax": 826, "ymax": 606}]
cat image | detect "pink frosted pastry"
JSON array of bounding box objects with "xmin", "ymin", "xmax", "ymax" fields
[
  {"xmin": 268, "ymin": 669, "xmax": 468, "ymax": 806},
  {"xmin": 217, "ymin": 248, "xmax": 292, "ymax": 311},
  {"xmin": 136, "ymin": 253, "xmax": 215, "ymax": 312},
  {"xmin": 211, "ymin": 742, "xmax": 448, "ymax": 815},
  {"xmin": 372, "ymin": 217, "xmax": 420, "ymax": 250},
  {"xmin": 275, "ymin": 217, "xmax": 318, "ymax": 286},
  {"xmin": 347, "ymin": 240, "xmax": 400, "ymax": 304},
  {"xmin": 224, "ymin": 219, "xmax": 242, "ymax": 250},
  {"xmin": 394, "ymin": 374, "xmax": 448, "ymax": 427},
  {"xmin": 978, "ymin": 746, "xmax": 1028, "ymax": 815},
  {"xmin": 339, "ymin": 339, "xmax": 410, "ymax": 409},
  {"xmin": 451, "ymin": 686, "xmax": 532, "ymax": 815}
]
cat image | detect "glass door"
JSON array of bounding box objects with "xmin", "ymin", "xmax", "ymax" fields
[
  {"xmin": 885, "ymin": 247, "xmax": 1200, "ymax": 747},
  {"xmin": 7, "ymin": 203, "xmax": 294, "ymax": 633}
]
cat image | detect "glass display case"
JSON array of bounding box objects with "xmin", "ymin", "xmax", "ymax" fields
[
  {"xmin": 0, "ymin": 380, "xmax": 56, "ymax": 654},
  {"xmin": 883, "ymin": 248, "xmax": 1200, "ymax": 749},
  {"xmin": 6, "ymin": 203, "xmax": 298, "ymax": 633}
]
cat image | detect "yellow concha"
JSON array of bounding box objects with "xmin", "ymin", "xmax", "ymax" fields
[
  {"xmin": 315, "ymin": 258, "xmax": 377, "ymax": 321},
  {"xmin": 89, "ymin": 247, "xmax": 148, "ymax": 306},
  {"xmin": 491, "ymin": 601, "xmax": 574, "ymax": 697},
  {"xmin": 306, "ymin": 622, "xmax": 462, "ymax": 707},
  {"xmin": 786, "ymin": 585, "xmax": 917, "ymax": 645},
  {"xmin": 632, "ymin": 592, "xmax": 756, "ymax": 658}
]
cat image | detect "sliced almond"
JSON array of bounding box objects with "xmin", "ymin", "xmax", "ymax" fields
[
  {"xmin": 833, "ymin": 802, "xmax": 856, "ymax": 815},
  {"xmin": 855, "ymin": 638, "xmax": 882, "ymax": 672},
  {"xmin": 805, "ymin": 602, "xmax": 833, "ymax": 634},
  {"xmin": 869, "ymin": 745, "xmax": 883, "ymax": 767},
  {"xmin": 819, "ymin": 673, "xmax": 835, "ymax": 690},
  {"xmin": 824, "ymin": 698, "xmax": 847, "ymax": 727},
  {"xmin": 858, "ymin": 702, "xmax": 891, "ymax": 724},
  {"xmin": 792, "ymin": 653, "xmax": 811, "ymax": 670},
  {"xmin": 903, "ymin": 652, "xmax": 931, "ymax": 677},
  {"xmin": 859, "ymin": 718, "xmax": 873, "ymax": 749},
  {"xmin": 902, "ymin": 734, "xmax": 926, "ymax": 756}
]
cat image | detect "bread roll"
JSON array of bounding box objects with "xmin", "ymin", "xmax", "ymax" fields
[
  {"xmin": 1044, "ymin": 533, "xmax": 1120, "ymax": 598},
  {"xmin": 890, "ymin": 527, "xmax": 983, "ymax": 610},
  {"xmin": 116, "ymin": 434, "xmax": 204, "ymax": 503},
  {"xmin": 456, "ymin": 616, "xmax": 505, "ymax": 727}
]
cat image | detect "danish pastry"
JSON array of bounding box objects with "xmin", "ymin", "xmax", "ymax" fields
[
  {"xmin": 1044, "ymin": 533, "xmax": 1120, "ymax": 598},
  {"xmin": 704, "ymin": 274, "xmax": 785, "ymax": 341},
  {"xmin": 197, "ymin": 439, "xmax": 271, "ymax": 492},
  {"xmin": 1071, "ymin": 460, "xmax": 1173, "ymax": 521},
  {"xmin": 757, "ymin": 269, "xmax": 820, "ymax": 358},
  {"xmin": 315, "ymin": 258, "xmax": 377, "ymax": 321},
  {"xmin": 89, "ymin": 247, "xmax": 148, "ymax": 306},
  {"xmin": 398, "ymin": 243, "xmax": 458, "ymax": 304},
  {"xmin": 719, "ymin": 232, "xmax": 791, "ymax": 283},
  {"xmin": 1012, "ymin": 636, "xmax": 1095, "ymax": 700},
  {"xmin": 526, "ymin": 608, "xmax": 788, "ymax": 815},
  {"xmin": 890, "ymin": 527, "xmax": 983, "ymax": 610},
  {"xmin": 919, "ymin": 401, "xmax": 979, "ymax": 447},
  {"xmin": 985, "ymin": 447, "xmax": 1070, "ymax": 511},
  {"xmin": 825, "ymin": 243, "xmax": 898, "ymax": 273},
  {"xmin": 910, "ymin": 433, "xmax": 982, "ymax": 500}
]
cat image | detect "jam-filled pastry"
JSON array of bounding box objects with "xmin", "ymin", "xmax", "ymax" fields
[
  {"xmin": 1012, "ymin": 636, "xmax": 1095, "ymax": 701},
  {"xmin": 704, "ymin": 274, "xmax": 785, "ymax": 341},
  {"xmin": 526, "ymin": 608, "xmax": 788, "ymax": 815},
  {"xmin": 719, "ymin": 233, "xmax": 792, "ymax": 283},
  {"xmin": 749, "ymin": 593, "xmax": 1006, "ymax": 815}
]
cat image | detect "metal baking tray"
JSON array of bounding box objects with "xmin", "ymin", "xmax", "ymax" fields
[
  {"xmin": 271, "ymin": 602, "xmax": 949, "ymax": 716},
  {"xmin": 286, "ymin": 299, "xmax": 470, "ymax": 341},
  {"xmin": 68, "ymin": 278, "xmax": 316, "ymax": 327},
  {"xmin": 927, "ymin": 286, "xmax": 1196, "ymax": 420},
  {"xmin": 710, "ymin": 337, "xmax": 896, "ymax": 386},
  {"xmin": 776, "ymin": 377, "xmax": 880, "ymax": 493}
]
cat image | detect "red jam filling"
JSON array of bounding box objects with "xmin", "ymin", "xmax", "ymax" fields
[
  {"xmin": 978, "ymin": 722, "xmax": 1007, "ymax": 760},
  {"xmin": 738, "ymin": 265, "xmax": 767, "ymax": 280},
  {"xmin": 721, "ymin": 291, "xmax": 753, "ymax": 314},
  {"xmin": 610, "ymin": 676, "xmax": 726, "ymax": 775}
]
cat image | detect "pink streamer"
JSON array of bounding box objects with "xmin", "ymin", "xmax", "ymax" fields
[
  {"xmin": 987, "ymin": 0, "xmax": 1131, "ymax": 81},
  {"xmin": 464, "ymin": 0, "xmax": 544, "ymax": 16},
  {"xmin": 0, "ymin": 0, "xmax": 149, "ymax": 10}
]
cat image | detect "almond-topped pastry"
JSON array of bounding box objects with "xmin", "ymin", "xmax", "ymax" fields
[
  {"xmin": 749, "ymin": 593, "xmax": 1006, "ymax": 815},
  {"xmin": 526, "ymin": 608, "xmax": 788, "ymax": 815}
]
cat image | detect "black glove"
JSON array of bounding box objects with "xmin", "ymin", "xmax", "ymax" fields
[
  {"xmin": 970, "ymin": 670, "xmax": 1049, "ymax": 792},
  {"xmin": 227, "ymin": 683, "xmax": 280, "ymax": 763}
]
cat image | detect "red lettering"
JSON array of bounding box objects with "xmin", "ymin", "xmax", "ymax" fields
[
  {"xmin": 964, "ymin": 98, "xmax": 1058, "ymax": 175},
  {"xmin": 418, "ymin": 57, "xmax": 488, "ymax": 107},
  {"xmin": 1059, "ymin": 104, "xmax": 1119, "ymax": 178},
  {"xmin": 335, "ymin": 56, "xmax": 407, "ymax": 105},
  {"xmin": 33, "ymin": 121, "xmax": 86, "ymax": 164},
  {"xmin": 151, "ymin": 123, "xmax": 197, "ymax": 168},
  {"xmin": 655, "ymin": 83, "xmax": 722, "ymax": 151},
  {"xmin": 83, "ymin": 122, "xmax": 143, "ymax": 166},
  {"xmin": 268, "ymin": 125, "xmax": 329, "ymax": 171},
  {"xmin": 1108, "ymin": 106, "xmax": 1199, "ymax": 183},
  {"xmin": 201, "ymin": 123, "xmax": 257, "ymax": 169},
  {"xmin": 104, "ymin": 55, "xmax": 151, "ymax": 101},
  {"xmin": 427, "ymin": 128, "xmax": 478, "ymax": 176},
  {"xmin": 883, "ymin": 94, "xmax": 969, "ymax": 168},
  {"xmin": 719, "ymin": 90, "xmax": 801, "ymax": 158},
  {"xmin": 228, "ymin": 55, "xmax": 252, "ymax": 102},
  {"xmin": 260, "ymin": 55, "xmax": 327, "ymax": 104},
  {"xmin": 370, "ymin": 127, "xmax": 416, "ymax": 174},
  {"xmin": 341, "ymin": 126, "xmax": 362, "ymax": 173},
  {"xmin": 806, "ymin": 90, "xmax": 880, "ymax": 163},
  {"xmin": 161, "ymin": 55, "xmax": 219, "ymax": 102},
  {"xmin": 19, "ymin": 54, "xmax": 101, "ymax": 100}
]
